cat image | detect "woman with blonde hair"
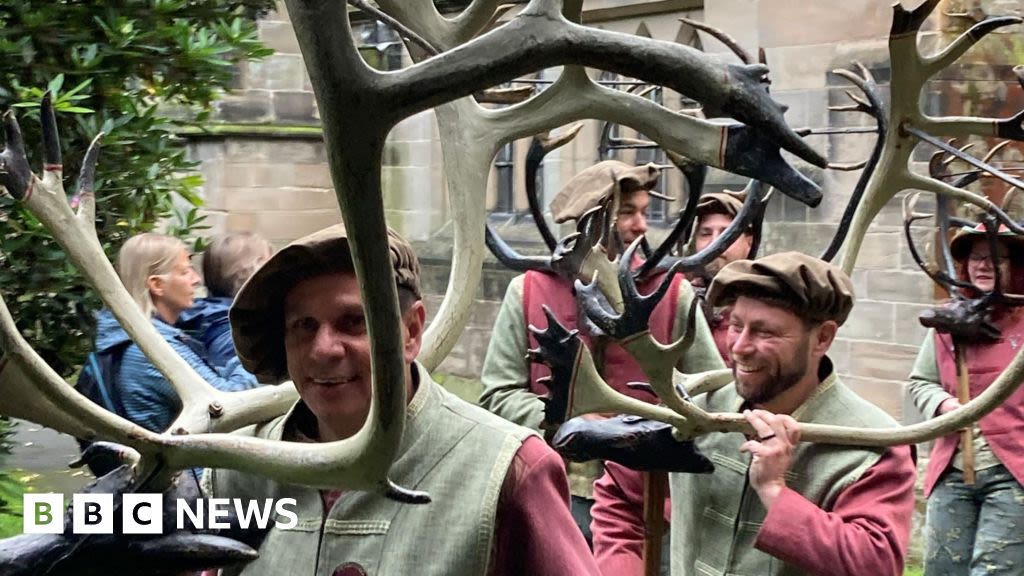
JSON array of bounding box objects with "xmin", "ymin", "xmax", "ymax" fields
[{"xmin": 90, "ymin": 232, "xmax": 259, "ymax": 433}]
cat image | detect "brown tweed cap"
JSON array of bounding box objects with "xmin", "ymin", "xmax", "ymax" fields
[
  {"xmin": 549, "ymin": 160, "xmax": 664, "ymax": 223},
  {"xmin": 707, "ymin": 252, "xmax": 855, "ymax": 325},
  {"xmin": 230, "ymin": 223, "xmax": 421, "ymax": 383},
  {"xmin": 696, "ymin": 191, "xmax": 746, "ymax": 218},
  {"xmin": 949, "ymin": 222, "xmax": 1024, "ymax": 261}
]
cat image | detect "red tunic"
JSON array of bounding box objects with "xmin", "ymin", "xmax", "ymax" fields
[
  {"xmin": 591, "ymin": 463, "xmax": 672, "ymax": 576},
  {"xmin": 523, "ymin": 269, "xmax": 681, "ymax": 404},
  {"xmin": 709, "ymin": 306, "xmax": 732, "ymax": 368},
  {"xmin": 927, "ymin": 310, "xmax": 1024, "ymax": 496},
  {"xmin": 592, "ymin": 446, "xmax": 916, "ymax": 576},
  {"xmin": 487, "ymin": 436, "xmax": 599, "ymax": 575}
]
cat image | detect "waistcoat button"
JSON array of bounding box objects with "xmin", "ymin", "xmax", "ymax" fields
[{"xmin": 333, "ymin": 563, "xmax": 368, "ymax": 576}]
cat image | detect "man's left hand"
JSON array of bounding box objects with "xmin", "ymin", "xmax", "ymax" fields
[{"xmin": 739, "ymin": 409, "xmax": 801, "ymax": 510}]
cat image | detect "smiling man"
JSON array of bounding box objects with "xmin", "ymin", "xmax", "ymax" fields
[
  {"xmin": 664, "ymin": 252, "xmax": 917, "ymax": 576},
  {"xmin": 206, "ymin": 224, "xmax": 598, "ymax": 576},
  {"xmin": 479, "ymin": 161, "xmax": 724, "ymax": 546}
]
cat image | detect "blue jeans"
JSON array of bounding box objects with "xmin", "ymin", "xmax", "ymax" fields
[{"xmin": 925, "ymin": 464, "xmax": 1024, "ymax": 575}]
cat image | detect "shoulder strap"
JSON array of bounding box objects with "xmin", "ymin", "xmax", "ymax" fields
[{"xmin": 85, "ymin": 341, "xmax": 131, "ymax": 418}]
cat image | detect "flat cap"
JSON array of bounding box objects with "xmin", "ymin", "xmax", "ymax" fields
[
  {"xmin": 549, "ymin": 160, "xmax": 663, "ymax": 223},
  {"xmin": 707, "ymin": 252, "xmax": 855, "ymax": 325},
  {"xmin": 696, "ymin": 191, "xmax": 745, "ymax": 218},
  {"xmin": 230, "ymin": 223, "xmax": 420, "ymax": 383}
]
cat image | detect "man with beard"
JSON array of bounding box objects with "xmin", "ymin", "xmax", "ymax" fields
[
  {"xmin": 594, "ymin": 252, "xmax": 916, "ymax": 576},
  {"xmin": 479, "ymin": 160, "xmax": 724, "ymax": 545}
]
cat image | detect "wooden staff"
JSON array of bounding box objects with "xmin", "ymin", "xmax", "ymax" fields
[
  {"xmin": 953, "ymin": 341, "xmax": 975, "ymax": 485},
  {"xmin": 643, "ymin": 471, "xmax": 667, "ymax": 576}
]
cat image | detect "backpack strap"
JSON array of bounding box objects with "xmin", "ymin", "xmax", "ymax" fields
[{"xmin": 86, "ymin": 341, "xmax": 132, "ymax": 418}]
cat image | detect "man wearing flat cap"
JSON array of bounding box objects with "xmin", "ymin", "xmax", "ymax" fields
[
  {"xmin": 590, "ymin": 190, "xmax": 755, "ymax": 575},
  {"xmin": 658, "ymin": 252, "xmax": 916, "ymax": 576},
  {"xmin": 205, "ymin": 224, "xmax": 599, "ymax": 576},
  {"xmin": 479, "ymin": 160, "xmax": 724, "ymax": 544},
  {"xmin": 686, "ymin": 189, "xmax": 754, "ymax": 363}
]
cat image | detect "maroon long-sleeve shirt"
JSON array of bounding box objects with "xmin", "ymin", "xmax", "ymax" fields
[{"xmin": 592, "ymin": 445, "xmax": 916, "ymax": 576}]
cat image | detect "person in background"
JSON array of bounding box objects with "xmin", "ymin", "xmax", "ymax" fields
[
  {"xmin": 590, "ymin": 190, "xmax": 754, "ymax": 575},
  {"xmin": 179, "ymin": 232, "xmax": 273, "ymax": 370},
  {"xmin": 92, "ymin": 232, "xmax": 260, "ymax": 433},
  {"xmin": 908, "ymin": 221, "xmax": 1024, "ymax": 575},
  {"xmin": 479, "ymin": 160, "xmax": 724, "ymax": 546}
]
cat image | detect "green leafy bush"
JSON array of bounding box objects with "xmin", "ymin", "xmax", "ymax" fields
[
  {"xmin": 0, "ymin": 1, "xmax": 275, "ymax": 375},
  {"xmin": 0, "ymin": 417, "xmax": 23, "ymax": 538}
]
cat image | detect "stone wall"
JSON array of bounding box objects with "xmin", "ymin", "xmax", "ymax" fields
[{"xmin": 186, "ymin": 0, "xmax": 1024, "ymax": 425}]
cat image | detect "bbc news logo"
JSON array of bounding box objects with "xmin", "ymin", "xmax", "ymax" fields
[{"xmin": 23, "ymin": 494, "xmax": 298, "ymax": 534}]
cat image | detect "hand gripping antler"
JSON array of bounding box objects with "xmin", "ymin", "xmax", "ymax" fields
[
  {"xmin": 545, "ymin": 244, "xmax": 1024, "ymax": 445},
  {"xmin": 0, "ymin": 98, "xmax": 428, "ymax": 502}
]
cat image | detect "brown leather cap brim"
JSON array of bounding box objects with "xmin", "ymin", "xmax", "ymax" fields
[
  {"xmin": 549, "ymin": 160, "xmax": 664, "ymax": 223},
  {"xmin": 696, "ymin": 191, "xmax": 746, "ymax": 218},
  {"xmin": 707, "ymin": 252, "xmax": 855, "ymax": 326}
]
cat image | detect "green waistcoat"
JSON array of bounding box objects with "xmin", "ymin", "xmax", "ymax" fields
[
  {"xmin": 208, "ymin": 364, "xmax": 534, "ymax": 576},
  {"xmin": 670, "ymin": 366, "xmax": 898, "ymax": 576}
]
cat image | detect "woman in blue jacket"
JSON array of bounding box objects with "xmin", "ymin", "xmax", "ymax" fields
[{"xmin": 94, "ymin": 232, "xmax": 259, "ymax": 433}]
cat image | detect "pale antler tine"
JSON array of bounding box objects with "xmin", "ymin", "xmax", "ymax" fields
[
  {"xmin": 982, "ymin": 140, "xmax": 1012, "ymax": 164},
  {"xmin": 827, "ymin": 160, "xmax": 869, "ymax": 171},
  {"xmin": 828, "ymin": 104, "xmax": 864, "ymax": 113},
  {"xmin": 843, "ymin": 90, "xmax": 871, "ymax": 110},
  {"xmin": 634, "ymin": 84, "xmax": 658, "ymax": 99},
  {"xmin": 537, "ymin": 122, "xmax": 584, "ymax": 152},
  {"xmin": 855, "ymin": 60, "xmax": 875, "ymax": 85},
  {"xmin": 1002, "ymin": 186, "xmax": 1019, "ymax": 212},
  {"xmin": 830, "ymin": 67, "xmax": 869, "ymax": 92}
]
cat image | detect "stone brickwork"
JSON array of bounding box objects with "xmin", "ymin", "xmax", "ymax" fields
[{"xmin": 185, "ymin": 0, "xmax": 1023, "ymax": 430}]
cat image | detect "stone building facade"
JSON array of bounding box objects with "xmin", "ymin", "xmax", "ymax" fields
[{"xmin": 186, "ymin": 0, "xmax": 1024, "ymax": 424}]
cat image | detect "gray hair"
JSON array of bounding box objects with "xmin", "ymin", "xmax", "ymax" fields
[{"xmin": 202, "ymin": 232, "xmax": 273, "ymax": 298}]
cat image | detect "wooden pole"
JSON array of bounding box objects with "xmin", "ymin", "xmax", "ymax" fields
[
  {"xmin": 953, "ymin": 341, "xmax": 975, "ymax": 485},
  {"xmin": 643, "ymin": 471, "xmax": 666, "ymax": 576}
]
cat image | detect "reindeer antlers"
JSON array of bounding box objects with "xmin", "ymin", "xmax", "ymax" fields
[{"xmin": 0, "ymin": 97, "xmax": 436, "ymax": 502}]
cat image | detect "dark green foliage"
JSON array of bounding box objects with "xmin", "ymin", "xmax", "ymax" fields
[
  {"xmin": 0, "ymin": 1, "xmax": 275, "ymax": 375},
  {"xmin": 0, "ymin": 417, "xmax": 22, "ymax": 537}
]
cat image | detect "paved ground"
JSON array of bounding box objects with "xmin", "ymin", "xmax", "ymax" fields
[{"xmin": 4, "ymin": 419, "xmax": 92, "ymax": 496}]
